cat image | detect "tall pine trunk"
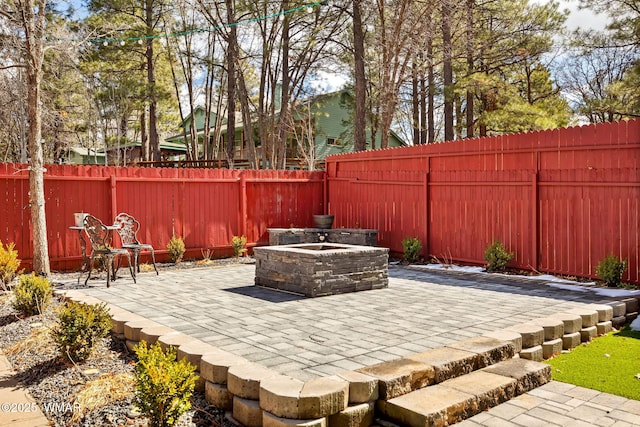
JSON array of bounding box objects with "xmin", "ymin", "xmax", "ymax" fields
[
  {"xmin": 145, "ymin": 0, "xmax": 160, "ymax": 161},
  {"xmin": 225, "ymin": 0, "xmax": 237, "ymax": 167},
  {"xmin": 466, "ymin": 0, "xmax": 475, "ymax": 138},
  {"xmin": 276, "ymin": 3, "xmax": 291, "ymax": 169},
  {"xmin": 23, "ymin": 0, "xmax": 50, "ymax": 275},
  {"xmin": 442, "ymin": 0, "xmax": 454, "ymax": 142},
  {"xmin": 352, "ymin": 0, "xmax": 367, "ymax": 152}
]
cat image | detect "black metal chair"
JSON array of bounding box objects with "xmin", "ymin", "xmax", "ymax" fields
[
  {"xmin": 83, "ymin": 214, "xmax": 136, "ymax": 287},
  {"xmin": 113, "ymin": 212, "xmax": 158, "ymax": 276}
]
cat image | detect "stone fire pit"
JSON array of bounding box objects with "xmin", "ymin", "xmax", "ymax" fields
[{"xmin": 253, "ymin": 243, "xmax": 388, "ymax": 297}]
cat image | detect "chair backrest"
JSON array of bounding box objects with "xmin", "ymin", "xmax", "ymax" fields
[
  {"xmin": 84, "ymin": 215, "xmax": 111, "ymax": 252},
  {"xmin": 113, "ymin": 212, "xmax": 141, "ymax": 246}
]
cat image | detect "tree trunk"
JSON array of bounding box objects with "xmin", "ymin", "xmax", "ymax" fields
[
  {"xmin": 455, "ymin": 94, "xmax": 463, "ymax": 139},
  {"xmin": 24, "ymin": 0, "xmax": 50, "ymax": 275},
  {"xmin": 412, "ymin": 65, "xmax": 420, "ymax": 146},
  {"xmin": 352, "ymin": 0, "xmax": 367, "ymax": 152},
  {"xmin": 442, "ymin": 0, "xmax": 454, "ymax": 142},
  {"xmin": 27, "ymin": 69, "xmax": 50, "ymax": 275},
  {"xmin": 276, "ymin": 4, "xmax": 291, "ymax": 169},
  {"xmin": 225, "ymin": 0, "xmax": 237, "ymax": 167},
  {"xmin": 140, "ymin": 109, "xmax": 147, "ymax": 162},
  {"xmin": 145, "ymin": 0, "xmax": 160, "ymax": 162},
  {"xmin": 466, "ymin": 0, "xmax": 475, "ymax": 138},
  {"xmin": 236, "ymin": 67, "xmax": 257, "ymax": 168},
  {"xmin": 427, "ymin": 38, "xmax": 435, "ymax": 143},
  {"xmin": 420, "ymin": 63, "xmax": 427, "ymax": 145}
]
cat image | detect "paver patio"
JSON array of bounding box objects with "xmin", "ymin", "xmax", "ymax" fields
[{"xmin": 52, "ymin": 263, "xmax": 618, "ymax": 382}]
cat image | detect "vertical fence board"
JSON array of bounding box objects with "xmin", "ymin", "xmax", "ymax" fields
[
  {"xmin": 0, "ymin": 166, "xmax": 324, "ymax": 270},
  {"xmin": 327, "ymin": 120, "xmax": 640, "ymax": 285}
]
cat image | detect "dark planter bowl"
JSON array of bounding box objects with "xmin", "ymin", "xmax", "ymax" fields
[{"xmin": 313, "ymin": 215, "xmax": 335, "ymax": 229}]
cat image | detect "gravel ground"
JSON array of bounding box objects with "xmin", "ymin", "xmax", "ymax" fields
[{"xmin": 0, "ymin": 259, "xmax": 250, "ymax": 427}]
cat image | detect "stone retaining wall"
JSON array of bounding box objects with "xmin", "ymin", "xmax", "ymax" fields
[
  {"xmin": 267, "ymin": 228, "xmax": 378, "ymax": 247},
  {"xmin": 55, "ymin": 289, "xmax": 640, "ymax": 427}
]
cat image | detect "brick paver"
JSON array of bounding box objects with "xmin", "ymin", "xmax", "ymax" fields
[
  {"xmin": 456, "ymin": 381, "xmax": 640, "ymax": 426},
  {"xmin": 53, "ymin": 263, "xmax": 612, "ymax": 381},
  {"xmin": 44, "ymin": 263, "xmax": 640, "ymax": 425}
]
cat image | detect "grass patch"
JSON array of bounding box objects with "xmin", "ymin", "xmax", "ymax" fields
[{"xmin": 545, "ymin": 326, "xmax": 640, "ymax": 400}]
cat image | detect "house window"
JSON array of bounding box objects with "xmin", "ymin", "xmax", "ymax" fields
[{"xmin": 327, "ymin": 137, "xmax": 342, "ymax": 146}]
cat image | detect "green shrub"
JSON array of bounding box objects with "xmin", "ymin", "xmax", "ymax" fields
[
  {"xmin": 0, "ymin": 241, "xmax": 22, "ymax": 286},
  {"xmin": 52, "ymin": 301, "xmax": 111, "ymax": 362},
  {"xmin": 11, "ymin": 274, "xmax": 52, "ymax": 316},
  {"xmin": 133, "ymin": 341, "xmax": 197, "ymax": 427},
  {"xmin": 167, "ymin": 236, "xmax": 185, "ymax": 264},
  {"xmin": 402, "ymin": 237, "xmax": 422, "ymax": 263},
  {"xmin": 231, "ymin": 235, "xmax": 247, "ymax": 258},
  {"xmin": 596, "ymin": 254, "xmax": 627, "ymax": 288},
  {"xmin": 484, "ymin": 239, "xmax": 514, "ymax": 272}
]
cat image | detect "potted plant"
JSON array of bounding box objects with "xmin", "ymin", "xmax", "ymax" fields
[{"xmin": 313, "ymin": 214, "xmax": 334, "ymax": 229}]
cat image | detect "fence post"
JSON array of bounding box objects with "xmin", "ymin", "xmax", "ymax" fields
[
  {"xmin": 110, "ymin": 175, "xmax": 117, "ymax": 219},
  {"xmin": 323, "ymin": 170, "xmax": 328, "ymax": 214},
  {"xmin": 240, "ymin": 174, "xmax": 247, "ymax": 238},
  {"xmin": 424, "ymin": 171, "xmax": 430, "ymax": 257},
  {"xmin": 531, "ymin": 171, "xmax": 538, "ymax": 272}
]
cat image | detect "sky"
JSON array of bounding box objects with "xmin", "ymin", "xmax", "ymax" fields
[{"xmin": 539, "ymin": 0, "xmax": 608, "ymax": 31}]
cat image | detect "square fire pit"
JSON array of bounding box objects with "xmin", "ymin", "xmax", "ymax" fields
[{"xmin": 253, "ymin": 243, "xmax": 388, "ymax": 297}]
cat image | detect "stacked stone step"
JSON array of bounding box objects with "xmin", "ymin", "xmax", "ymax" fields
[
  {"xmin": 504, "ymin": 303, "xmax": 617, "ymax": 362},
  {"xmin": 370, "ymin": 337, "xmax": 550, "ymax": 427},
  {"xmin": 202, "ymin": 348, "xmax": 360, "ymax": 427},
  {"xmin": 548, "ymin": 313, "xmax": 583, "ymax": 351},
  {"xmin": 378, "ymin": 359, "xmax": 551, "ymax": 427},
  {"xmin": 618, "ymin": 297, "xmax": 639, "ymax": 326}
]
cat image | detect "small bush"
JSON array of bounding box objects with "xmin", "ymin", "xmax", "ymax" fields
[
  {"xmin": 484, "ymin": 239, "xmax": 514, "ymax": 272},
  {"xmin": 0, "ymin": 241, "xmax": 22, "ymax": 286},
  {"xmin": 133, "ymin": 341, "xmax": 197, "ymax": 427},
  {"xmin": 402, "ymin": 237, "xmax": 422, "ymax": 263},
  {"xmin": 52, "ymin": 301, "xmax": 111, "ymax": 362},
  {"xmin": 231, "ymin": 235, "xmax": 247, "ymax": 258},
  {"xmin": 596, "ymin": 254, "xmax": 627, "ymax": 288},
  {"xmin": 11, "ymin": 274, "xmax": 52, "ymax": 316},
  {"xmin": 167, "ymin": 236, "xmax": 185, "ymax": 264}
]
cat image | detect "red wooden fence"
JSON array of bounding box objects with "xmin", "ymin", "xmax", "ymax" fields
[
  {"xmin": 0, "ymin": 165, "xmax": 325, "ymax": 271},
  {"xmin": 326, "ymin": 119, "xmax": 640, "ymax": 285},
  {"xmin": 2, "ymin": 120, "xmax": 639, "ymax": 284}
]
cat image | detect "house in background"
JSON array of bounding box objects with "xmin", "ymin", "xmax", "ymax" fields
[
  {"xmin": 165, "ymin": 90, "xmax": 407, "ymax": 169},
  {"xmin": 63, "ymin": 147, "xmax": 106, "ymax": 165},
  {"xmin": 62, "ymin": 142, "xmax": 187, "ymax": 166},
  {"xmin": 103, "ymin": 141, "xmax": 188, "ymax": 166}
]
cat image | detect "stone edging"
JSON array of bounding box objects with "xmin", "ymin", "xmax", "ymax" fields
[{"xmin": 54, "ymin": 289, "xmax": 640, "ymax": 427}]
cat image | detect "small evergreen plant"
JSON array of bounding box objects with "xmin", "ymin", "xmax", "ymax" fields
[
  {"xmin": 52, "ymin": 301, "xmax": 112, "ymax": 362},
  {"xmin": 167, "ymin": 236, "xmax": 185, "ymax": 264},
  {"xmin": 596, "ymin": 254, "xmax": 627, "ymax": 288},
  {"xmin": 11, "ymin": 274, "xmax": 52, "ymax": 316},
  {"xmin": 133, "ymin": 341, "xmax": 197, "ymax": 427},
  {"xmin": 402, "ymin": 237, "xmax": 422, "ymax": 263},
  {"xmin": 484, "ymin": 239, "xmax": 514, "ymax": 272},
  {"xmin": 0, "ymin": 241, "xmax": 22, "ymax": 286},
  {"xmin": 231, "ymin": 235, "xmax": 247, "ymax": 258}
]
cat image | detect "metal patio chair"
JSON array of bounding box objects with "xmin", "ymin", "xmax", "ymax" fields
[
  {"xmin": 83, "ymin": 214, "xmax": 136, "ymax": 288},
  {"xmin": 113, "ymin": 212, "xmax": 159, "ymax": 276}
]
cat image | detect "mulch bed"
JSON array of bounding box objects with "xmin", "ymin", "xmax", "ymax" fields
[{"xmin": 0, "ymin": 259, "xmax": 252, "ymax": 426}]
